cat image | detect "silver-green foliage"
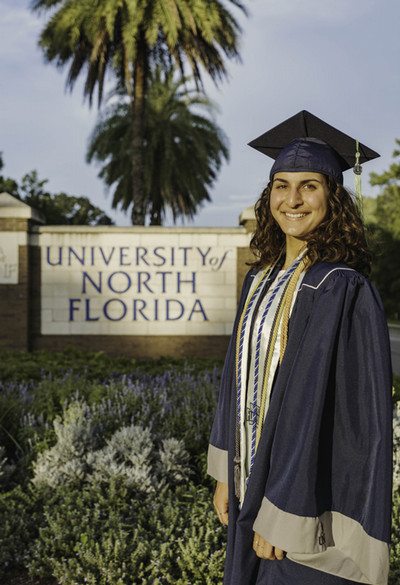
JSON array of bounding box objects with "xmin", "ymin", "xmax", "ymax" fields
[
  {"xmin": 32, "ymin": 402, "xmax": 191, "ymax": 491},
  {"xmin": 88, "ymin": 425, "xmax": 155, "ymax": 491},
  {"xmin": 393, "ymin": 404, "xmax": 400, "ymax": 491},
  {"xmin": 32, "ymin": 403, "xmax": 96, "ymax": 488},
  {"xmin": 388, "ymin": 403, "xmax": 400, "ymax": 584}
]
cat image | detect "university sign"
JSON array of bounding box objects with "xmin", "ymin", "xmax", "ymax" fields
[
  {"xmin": 0, "ymin": 193, "xmax": 254, "ymax": 356},
  {"xmin": 40, "ymin": 229, "xmax": 250, "ymax": 336}
]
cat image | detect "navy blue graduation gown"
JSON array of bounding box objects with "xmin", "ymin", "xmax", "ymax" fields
[{"xmin": 208, "ymin": 262, "xmax": 392, "ymax": 585}]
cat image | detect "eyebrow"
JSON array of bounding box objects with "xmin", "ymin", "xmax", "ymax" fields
[{"xmin": 272, "ymin": 178, "xmax": 323, "ymax": 185}]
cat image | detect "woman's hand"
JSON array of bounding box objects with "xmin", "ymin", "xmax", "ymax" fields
[
  {"xmin": 213, "ymin": 481, "xmax": 229, "ymax": 525},
  {"xmin": 253, "ymin": 532, "xmax": 285, "ymax": 560}
]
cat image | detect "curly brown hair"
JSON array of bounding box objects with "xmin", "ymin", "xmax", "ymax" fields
[{"xmin": 249, "ymin": 176, "xmax": 372, "ymax": 276}]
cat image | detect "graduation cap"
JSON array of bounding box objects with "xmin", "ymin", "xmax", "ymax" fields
[{"xmin": 248, "ymin": 110, "xmax": 379, "ymax": 185}]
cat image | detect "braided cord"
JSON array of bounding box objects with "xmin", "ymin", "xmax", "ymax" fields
[
  {"xmin": 252, "ymin": 258, "xmax": 307, "ymax": 470},
  {"xmin": 234, "ymin": 254, "xmax": 306, "ymax": 496},
  {"xmin": 260, "ymin": 258, "xmax": 306, "ymax": 430},
  {"xmin": 249, "ymin": 257, "xmax": 302, "ymax": 468},
  {"xmin": 235, "ymin": 265, "xmax": 272, "ymax": 430},
  {"xmin": 279, "ymin": 257, "xmax": 308, "ymax": 363},
  {"xmin": 255, "ymin": 284, "xmax": 289, "ymax": 449},
  {"xmin": 234, "ymin": 264, "xmax": 274, "ymax": 486}
]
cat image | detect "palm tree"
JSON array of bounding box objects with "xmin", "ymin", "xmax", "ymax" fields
[
  {"xmin": 31, "ymin": 0, "xmax": 247, "ymax": 224},
  {"xmin": 87, "ymin": 68, "xmax": 229, "ymax": 225}
]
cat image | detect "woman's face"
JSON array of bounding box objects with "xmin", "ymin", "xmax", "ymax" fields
[{"xmin": 270, "ymin": 172, "xmax": 329, "ymax": 241}]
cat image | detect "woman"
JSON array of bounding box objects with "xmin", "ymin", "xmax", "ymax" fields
[{"xmin": 208, "ymin": 111, "xmax": 392, "ymax": 585}]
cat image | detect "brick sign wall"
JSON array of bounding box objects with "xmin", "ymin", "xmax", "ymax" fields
[{"xmin": 0, "ymin": 194, "xmax": 255, "ymax": 358}]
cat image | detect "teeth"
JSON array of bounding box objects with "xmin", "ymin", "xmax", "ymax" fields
[{"xmin": 284, "ymin": 213, "xmax": 306, "ymax": 218}]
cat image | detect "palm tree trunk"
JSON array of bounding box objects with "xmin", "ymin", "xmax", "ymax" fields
[
  {"xmin": 150, "ymin": 197, "xmax": 162, "ymax": 225},
  {"xmin": 131, "ymin": 34, "xmax": 147, "ymax": 225}
]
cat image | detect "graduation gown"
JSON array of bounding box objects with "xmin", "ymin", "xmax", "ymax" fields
[{"xmin": 208, "ymin": 262, "xmax": 393, "ymax": 585}]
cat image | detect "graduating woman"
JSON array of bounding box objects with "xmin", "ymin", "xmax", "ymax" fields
[{"xmin": 208, "ymin": 111, "xmax": 392, "ymax": 585}]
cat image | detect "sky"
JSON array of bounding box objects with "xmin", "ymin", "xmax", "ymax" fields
[{"xmin": 1, "ymin": 0, "xmax": 400, "ymax": 227}]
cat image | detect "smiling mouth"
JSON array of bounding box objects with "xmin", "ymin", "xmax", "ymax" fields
[{"xmin": 283, "ymin": 212, "xmax": 308, "ymax": 218}]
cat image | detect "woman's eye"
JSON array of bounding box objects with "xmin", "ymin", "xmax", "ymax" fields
[{"xmin": 302, "ymin": 183, "xmax": 316, "ymax": 190}]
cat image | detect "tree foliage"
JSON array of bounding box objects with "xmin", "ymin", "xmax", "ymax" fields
[
  {"xmin": 32, "ymin": 0, "xmax": 246, "ymax": 103},
  {"xmin": 31, "ymin": 0, "xmax": 247, "ymax": 224},
  {"xmin": 0, "ymin": 154, "xmax": 113, "ymax": 225},
  {"xmin": 368, "ymin": 141, "xmax": 400, "ymax": 319},
  {"xmin": 369, "ymin": 225, "xmax": 400, "ymax": 320},
  {"xmin": 0, "ymin": 154, "xmax": 19, "ymax": 198},
  {"xmin": 370, "ymin": 141, "xmax": 400, "ymax": 239},
  {"xmin": 87, "ymin": 68, "xmax": 229, "ymax": 224}
]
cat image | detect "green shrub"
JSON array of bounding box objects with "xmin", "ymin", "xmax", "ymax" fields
[
  {"xmin": 0, "ymin": 347, "xmax": 223, "ymax": 383},
  {"xmin": 393, "ymin": 373, "xmax": 400, "ymax": 404},
  {"xmin": 0, "ymin": 355, "xmax": 224, "ymax": 582},
  {"xmin": 0, "ymin": 446, "xmax": 15, "ymax": 489},
  {"xmin": 0, "ymin": 485, "xmax": 41, "ymax": 577},
  {"xmin": 0, "ymin": 349, "xmax": 399, "ymax": 584},
  {"xmin": 27, "ymin": 480, "xmax": 226, "ymax": 585},
  {"xmin": 0, "ymin": 361, "xmax": 220, "ymax": 491},
  {"xmin": 390, "ymin": 491, "xmax": 400, "ymax": 585}
]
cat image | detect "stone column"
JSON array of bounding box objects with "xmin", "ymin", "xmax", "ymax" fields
[
  {"xmin": 0, "ymin": 193, "xmax": 44, "ymax": 350},
  {"xmin": 237, "ymin": 205, "xmax": 257, "ymax": 299}
]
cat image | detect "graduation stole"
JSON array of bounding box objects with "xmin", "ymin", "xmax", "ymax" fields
[{"xmin": 234, "ymin": 256, "xmax": 307, "ymax": 500}]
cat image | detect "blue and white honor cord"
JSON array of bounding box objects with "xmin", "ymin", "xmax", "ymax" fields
[
  {"xmin": 248, "ymin": 256, "xmax": 302, "ymax": 479},
  {"xmin": 236, "ymin": 264, "xmax": 275, "ymax": 436}
]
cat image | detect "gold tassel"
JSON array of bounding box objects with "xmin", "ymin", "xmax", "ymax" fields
[
  {"xmin": 353, "ymin": 139, "xmax": 363, "ymax": 220},
  {"xmin": 234, "ymin": 455, "xmax": 241, "ymax": 499}
]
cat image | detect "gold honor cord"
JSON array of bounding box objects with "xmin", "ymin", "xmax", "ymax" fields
[
  {"xmin": 279, "ymin": 257, "xmax": 308, "ymax": 363},
  {"xmin": 255, "ymin": 258, "xmax": 307, "ymax": 449}
]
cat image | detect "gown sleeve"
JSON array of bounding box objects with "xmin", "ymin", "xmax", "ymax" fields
[{"xmin": 251, "ymin": 269, "xmax": 392, "ymax": 585}]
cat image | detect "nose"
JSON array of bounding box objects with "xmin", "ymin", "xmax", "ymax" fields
[{"xmin": 286, "ymin": 186, "xmax": 303, "ymax": 208}]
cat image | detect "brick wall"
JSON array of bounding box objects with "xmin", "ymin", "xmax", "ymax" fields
[
  {"xmin": 0, "ymin": 195, "xmax": 45, "ymax": 350},
  {"xmin": 31, "ymin": 334, "xmax": 230, "ymax": 359},
  {"xmin": 0, "ymin": 245, "xmax": 30, "ymax": 350}
]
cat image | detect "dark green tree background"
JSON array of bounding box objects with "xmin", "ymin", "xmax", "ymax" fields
[
  {"xmin": 366, "ymin": 141, "xmax": 400, "ymax": 319},
  {"xmin": 0, "ymin": 155, "xmax": 113, "ymax": 226}
]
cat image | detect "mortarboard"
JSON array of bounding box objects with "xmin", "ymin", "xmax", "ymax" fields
[{"xmin": 248, "ymin": 110, "xmax": 379, "ymax": 185}]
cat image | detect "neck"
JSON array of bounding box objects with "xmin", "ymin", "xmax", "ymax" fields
[{"xmin": 282, "ymin": 238, "xmax": 306, "ymax": 269}]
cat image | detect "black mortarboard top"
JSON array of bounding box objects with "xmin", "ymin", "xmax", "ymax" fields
[{"xmin": 248, "ymin": 110, "xmax": 380, "ymax": 184}]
